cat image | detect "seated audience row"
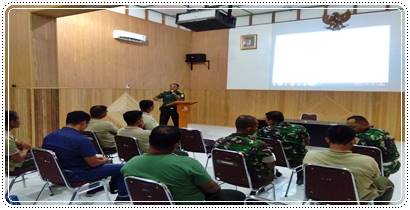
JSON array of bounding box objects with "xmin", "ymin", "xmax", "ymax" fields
[
  {"xmin": 85, "ymin": 100, "xmax": 159, "ymax": 153},
  {"xmin": 5, "ymin": 107, "xmax": 400, "ymax": 204}
]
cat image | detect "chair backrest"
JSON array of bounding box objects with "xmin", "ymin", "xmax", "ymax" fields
[
  {"xmin": 115, "ymin": 135, "xmax": 142, "ymax": 162},
  {"xmin": 125, "ymin": 176, "xmax": 173, "ymax": 205},
  {"xmin": 212, "ymin": 148, "xmax": 253, "ymax": 189},
  {"xmin": 82, "ymin": 131, "xmax": 105, "ymax": 155},
  {"xmin": 31, "ymin": 148, "xmax": 69, "ymax": 187},
  {"xmin": 352, "ymin": 145, "xmax": 384, "ymax": 176},
  {"xmin": 301, "ymin": 113, "xmax": 318, "ymax": 121},
  {"xmin": 259, "ymin": 137, "xmax": 289, "ymax": 168},
  {"xmin": 179, "ymin": 129, "xmax": 206, "ymax": 153},
  {"xmin": 304, "ymin": 164, "xmax": 359, "ymax": 204}
]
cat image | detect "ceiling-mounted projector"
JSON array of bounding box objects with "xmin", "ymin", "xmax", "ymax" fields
[{"xmin": 176, "ymin": 9, "xmax": 236, "ymax": 31}]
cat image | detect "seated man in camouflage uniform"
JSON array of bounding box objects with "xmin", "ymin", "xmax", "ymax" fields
[
  {"xmin": 346, "ymin": 116, "xmax": 400, "ymax": 177},
  {"xmin": 257, "ymin": 111, "xmax": 309, "ymax": 185},
  {"xmin": 215, "ymin": 115, "xmax": 275, "ymax": 186}
]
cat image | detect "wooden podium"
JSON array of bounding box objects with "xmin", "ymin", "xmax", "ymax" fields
[{"xmin": 167, "ymin": 101, "xmax": 197, "ymax": 128}]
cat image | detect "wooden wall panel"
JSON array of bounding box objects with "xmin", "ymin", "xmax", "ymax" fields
[
  {"xmin": 33, "ymin": 89, "xmax": 60, "ymax": 146},
  {"xmin": 7, "ymin": 9, "xmax": 32, "ymax": 88},
  {"xmin": 31, "ymin": 14, "xmax": 58, "ymax": 87},
  {"xmin": 56, "ymin": 10, "xmax": 192, "ymax": 89},
  {"xmin": 190, "ymin": 30, "xmax": 228, "ymax": 90}
]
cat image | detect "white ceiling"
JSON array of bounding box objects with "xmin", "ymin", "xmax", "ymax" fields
[{"xmin": 136, "ymin": 5, "xmax": 319, "ymax": 17}]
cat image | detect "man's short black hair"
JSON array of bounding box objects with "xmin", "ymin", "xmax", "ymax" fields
[
  {"xmin": 149, "ymin": 126, "xmax": 181, "ymax": 150},
  {"xmin": 171, "ymin": 83, "xmax": 180, "ymax": 88},
  {"xmin": 123, "ymin": 110, "xmax": 143, "ymax": 126},
  {"xmin": 235, "ymin": 115, "xmax": 257, "ymax": 131},
  {"xmin": 265, "ymin": 111, "xmax": 284, "ymax": 122},
  {"xmin": 5, "ymin": 110, "xmax": 18, "ymax": 127},
  {"xmin": 66, "ymin": 111, "xmax": 91, "ymax": 125},
  {"xmin": 347, "ymin": 115, "xmax": 369, "ymax": 125},
  {"xmin": 139, "ymin": 100, "xmax": 154, "ymax": 112},
  {"xmin": 326, "ymin": 125, "xmax": 356, "ymax": 145},
  {"xmin": 89, "ymin": 105, "xmax": 108, "ymax": 118}
]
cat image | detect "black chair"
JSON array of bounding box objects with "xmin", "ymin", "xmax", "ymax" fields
[
  {"xmin": 124, "ymin": 176, "xmax": 173, "ymax": 205},
  {"xmin": 212, "ymin": 148, "xmax": 275, "ymax": 200},
  {"xmin": 300, "ymin": 113, "xmax": 318, "ymax": 121},
  {"xmin": 352, "ymin": 145, "xmax": 384, "ymax": 176},
  {"xmin": 82, "ymin": 131, "xmax": 106, "ymax": 156},
  {"xmin": 179, "ymin": 129, "xmax": 214, "ymax": 168},
  {"xmin": 304, "ymin": 164, "xmax": 360, "ymax": 205},
  {"xmin": 260, "ymin": 137, "xmax": 303, "ymax": 197},
  {"xmin": 114, "ymin": 135, "xmax": 142, "ymax": 162},
  {"xmin": 31, "ymin": 148, "xmax": 110, "ymax": 204},
  {"xmin": 7, "ymin": 162, "xmax": 37, "ymax": 195}
]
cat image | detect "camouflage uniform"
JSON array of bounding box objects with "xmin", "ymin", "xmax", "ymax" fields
[
  {"xmin": 356, "ymin": 128, "xmax": 401, "ymax": 177},
  {"xmin": 257, "ymin": 122, "xmax": 309, "ymax": 166},
  {"xmin": 215, "ymin": 133, "xmax": 275, "ymax": 183}
]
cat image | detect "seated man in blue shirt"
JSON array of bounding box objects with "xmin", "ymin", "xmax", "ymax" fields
[{"xmin": 42, "ymin": 111, "xmax": 129, "ymax": 201}]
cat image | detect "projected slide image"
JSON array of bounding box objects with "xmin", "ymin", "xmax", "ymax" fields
[{"xmin": 272, "ymin": 25, "xmax": 390, "ymax": 87}]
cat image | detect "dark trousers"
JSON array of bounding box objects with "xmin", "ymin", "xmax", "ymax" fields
[
  {"xmin": 204, "ymin": 189, "xmax": 246, "ymax": 204},
  {"xmin": 10, "ymin": 158, "xmax": 36, "ymax": 176},
  {"xmin": 289, "ymin": 161, "xmax": 304, "ymax": 182},
  {"xmin": 159, "ymin": 106, "xmax": 179, "ymax": 127},
  {"xmin": 67, "ymin": 164, "xmax": 128, "ymax": 197}
]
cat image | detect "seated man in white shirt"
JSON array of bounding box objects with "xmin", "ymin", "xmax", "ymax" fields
[
  {"xmin": 117, "ymin": 111, "xmax": 151, "ymax": 153},
  {"xmin": 139, "ymin": 100, "xmax": 159, "ymax": 130}
]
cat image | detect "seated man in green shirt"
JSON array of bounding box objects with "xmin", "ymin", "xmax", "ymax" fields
[
  {"xmin": 215, "ymin": 115, "xmax": 275, "ymax": 186},
  {"xmin": 5, "ymin": 110, "xmax": 36, "ymax": 174},
  {"xmin": 346, "ymin": 115, "xmax": 400, "ymax": 177},
  {"xmin": 121, "ymin": 126, "xmax": 245, "ymax": 204},
  {"xmin": 139, "ymin": 100, "xmax": 159, "ymax": 130},
  {"xmin": 257, "ymin": 111, "xmax": 309, "ymax": 185},
  {"xmin": 86, "ymin": 105, "xmax": 118, "ymax": 153},
  {"xmin": 117, "ymin": 110, "xmax": 151, "ymax": 153},
  {"xmin": 303, "ymin": 125, "xmax": 394, "ymax": 204}
]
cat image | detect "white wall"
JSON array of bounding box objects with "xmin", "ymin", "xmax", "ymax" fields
[{"xmin": 227, "ymin": 10, "xmax": 403, "ymax": 91}]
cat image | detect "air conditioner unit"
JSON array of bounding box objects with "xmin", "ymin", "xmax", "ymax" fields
[{"xmin": 112, "ymin": 30, "xmax": 146, "ymax": 43}]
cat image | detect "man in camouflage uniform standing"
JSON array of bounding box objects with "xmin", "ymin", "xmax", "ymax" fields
[
  {"xmin": 215, "ymin": 115, "xmax": 275, "ymax": 185},
  {"xmin": 257, "ymin": 111, "xmax": 309, "ymax": 185},
  {"xmin": 347, "ymin": 116, "xmax": 400, "ymax": 177},
  {"xmin": 153, "ymin": 83, "xmax": 185, "ymax": 127}
]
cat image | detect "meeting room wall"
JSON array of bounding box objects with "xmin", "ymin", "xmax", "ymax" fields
[
  {"xmin": 55, "ymin": 10, "xmax": 193, "ymax": 128},
  {"xmin": 189, "ymin": 27, "xmax": 403, "ymax": 140},
  {"xmin": 7, "ymin": 9, "xmax": 192, "ymax": 146}
]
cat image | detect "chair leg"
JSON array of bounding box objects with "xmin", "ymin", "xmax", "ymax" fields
[
  {"xmin": 33, "ymin": 182, "xmax": 49, "ymax": 205},
  {"xmin": 102, "ymin": 182, "xmax": 111, "ymax": 202},
  {"xmin": 8, "ymin": 176, "xmax": 19, "ymax": 194},
  {"xmin": 285, "ymin": 170, "xmax": 295, "ymax": 197},
  {"xmin": 205, "ymin": 155, "xmax": 211, "ymax": 169},
  {"xmin": 272, "ymin": 184, "xmax": 276, "ymax": 201},
  {"xmin": 68, "ymin": 190, "xmax": 79, "ymax": 205},
  {"xmin": 22, "ymin": 175, "xmax": 27, "ymax": 187},
  {"xmin": 48, "ymin": 185, "xmax": 55, "ymax": 196}
]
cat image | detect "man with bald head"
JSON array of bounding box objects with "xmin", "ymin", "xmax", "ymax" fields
[{"xmin": 215, "ymin": 115, "xmax": 275, "ymax": 185}]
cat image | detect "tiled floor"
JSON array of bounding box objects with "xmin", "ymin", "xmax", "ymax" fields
[{"xmin": 7, "ymin": 124, "xmax": 405, "ymax": 205}]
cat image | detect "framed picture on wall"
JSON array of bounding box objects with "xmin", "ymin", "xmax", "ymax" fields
[{"xmin": 240, "ymin": 34, "xmax": 257, "ymax": 50}]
